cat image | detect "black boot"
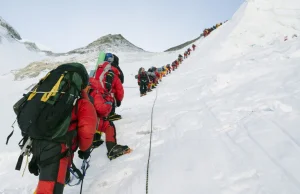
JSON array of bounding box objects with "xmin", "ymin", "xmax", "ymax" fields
[
  {"xmin": 108, "ymin": 113, "xmax": 122, "ymax": 121},
  {"xmin": 107, "ymin": 142, "xmax": 130, "ymax": 160}
]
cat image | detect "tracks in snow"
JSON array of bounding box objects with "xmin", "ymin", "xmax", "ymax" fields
[{"xmin": 202, "ymin": 100, "xmax": 300, "ymax": 193}]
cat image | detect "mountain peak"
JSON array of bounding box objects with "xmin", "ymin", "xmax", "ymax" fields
[
  {"xmin": 0, "ymin": 17, "xmax": 21, "ymax": 40},
  {"xmin": 68, "ymin": 33, "xmax": 144, "ymax": 54},
  {"xmin": 87, "ymin": 34, "xmax": 125, "ymax": 47}
]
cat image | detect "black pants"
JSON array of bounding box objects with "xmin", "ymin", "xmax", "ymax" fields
[
  {"xmin": 140, "ymin": 82, "xmax": 148, "ymax": 94},
  {"xmin": 32, "ymin": 140, "xmax": 69, "ymax": 194}
]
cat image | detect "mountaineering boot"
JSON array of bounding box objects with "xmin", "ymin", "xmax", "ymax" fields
[
  {"xmin": 108, "ymin": 113, "xmax": 122, "ymax": 121},
  {"xmin": 106, "ymin": 142, "xmax": 131, "ymax": 160},
  {"xmin": 147, "ymin": 89, "xmax": 152, "ymax": 92}
]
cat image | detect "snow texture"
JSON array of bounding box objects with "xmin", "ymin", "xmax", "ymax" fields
[{"xmin": 1, "ymin": 0, "xmax": 300, "ymax": 193}]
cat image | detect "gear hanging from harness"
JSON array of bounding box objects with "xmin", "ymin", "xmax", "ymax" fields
[{"xmin": 67, "ymin": 149, "xmax": 94, "ymax": 194}]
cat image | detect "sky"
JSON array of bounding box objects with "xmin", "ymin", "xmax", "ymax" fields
[{"xmin": 0, "ymin": 0, "xmax": 245, "ymax": 52}]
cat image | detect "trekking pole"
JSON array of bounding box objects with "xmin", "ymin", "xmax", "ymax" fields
[{"xmin": 80, "ymin": 179, "xmax": 84, "ymax": 194}]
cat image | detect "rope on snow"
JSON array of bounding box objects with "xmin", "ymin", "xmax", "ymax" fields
[{"xmin": 146, "ymin": 88, "xmax": 158, "ymax": 194}]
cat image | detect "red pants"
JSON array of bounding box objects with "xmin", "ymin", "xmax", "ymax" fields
[{"xmin": 98, "ymin": 120, "xmax": 117, "ymax": 143}]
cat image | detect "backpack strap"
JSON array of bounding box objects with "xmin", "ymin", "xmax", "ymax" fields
[
  {"xmin": 6, "ymin": 119, "xmax": 17, "ymax": 145},
  {"xmin": 105, "ymin": 70, "xmax": 114, "ymax": 92}
]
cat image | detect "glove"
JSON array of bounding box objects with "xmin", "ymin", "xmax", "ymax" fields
[
  {"xmin": 28, "ymin": 158, "xmax": 39, "ymax": 176},
  {"xmin": 116, "ymin": 100, "xmax": 121, "ymax": 107},
  {"xmin": 78, "ymin": 149, "xmax": 91, "ymax": 160}
]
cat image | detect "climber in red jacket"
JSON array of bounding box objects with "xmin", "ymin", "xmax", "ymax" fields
[
  {"xmin": 175, "ymin": 60, "xmax": 179, "ymax": 68},
  {"xmin": 95, "ymin": 61, "xmax": 124, "ymax": 121},
  {"xmin": 88, "ymin": 77, "xmax": 130, "ymax": 160}
]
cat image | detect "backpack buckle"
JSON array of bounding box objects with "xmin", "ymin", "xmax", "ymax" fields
[{"xmin": 19, "ymin": 137, "xmax": 33, "ymax": 156}]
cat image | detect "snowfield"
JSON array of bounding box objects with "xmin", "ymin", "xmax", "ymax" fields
[{"xmin": 1, "ymin": 0, "xmax": 300, "ymax": 193}]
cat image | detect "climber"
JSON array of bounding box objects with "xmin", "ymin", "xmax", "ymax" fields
[
  {"xmin": 192, "ymin": 44, "xmax": 196, "ymax": 51},
  {"xmin": 94, "ymin": 61, "xmax": 124, "ymax": 121},
  {"xmin": 88, "ymin": 77, "xmax": 130, "ymax": 159},
  {"xmin": 138, "ymin": 67, "xmax": 150, "ymax": 96}
]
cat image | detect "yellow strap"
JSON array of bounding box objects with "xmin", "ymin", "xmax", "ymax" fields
[
  {"xmin": 41, "ymin": 74, "xmax": 64, "ymax": 102},
  {"xmin": 96, "ymin": 131, "xmax": 103, "ymax": 135},
  {"xmin": 27, "ymin": 72, "xmax": 51, "ymax": 101},
  {"xmin": 27, "ymin": 87, "xmax": 38, "ymax": 101},
  {"xmin": 22, "ymin": 155, "xmax": 29, "ymax": 177}
]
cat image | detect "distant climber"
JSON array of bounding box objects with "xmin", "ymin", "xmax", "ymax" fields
[
  {"xmin": 171, "ymin": 61, "xmax": 176, "ymax": 71},
  {"xmin": 138, "ymin": 67, "xmax": 150, "ymax": 96},
  {"xmin": 166, "ymin": 64, "xmax": 171, "ymax": 74},
  {"xmin": 178, "ymin": 54, "xmax": 183, "ymax": 63},
  {"xmin": 184, "ymin": 51, "xmax": 188, "ymax": 59},
  {"xmin": 192, "ymin": 44, "xmax": 196, "ymax": 51}
]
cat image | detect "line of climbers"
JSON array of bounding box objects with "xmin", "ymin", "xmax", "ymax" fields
[
  {"xmin": 203, "ymin": 20, "xmax": 227, "ymax": 37},
  {"xmin": 136, "ymin": 44, "xmax": 196, "ymax": 97},
  {"xmin": 7, "ymin": 43, "xmax": 198, "ymax": 193},
  {"xmin": 8, "ymin": 52, "xmax": 132, "ymax": 194}
]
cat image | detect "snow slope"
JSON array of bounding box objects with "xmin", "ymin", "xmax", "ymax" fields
[
  {"xmin": 1, "ymin": 0, "xmax": 300, "ymax": 194},
  {"xmin": 217, "ymin": 0, "xmax": 300, "ymax": 60},
  {"xmin": 13, "ymin": 34, "xmax": 146, "ymax": 80},
  {"xmin": 0, "ymin": 20, "xmax": 47, "ymax": 74}
]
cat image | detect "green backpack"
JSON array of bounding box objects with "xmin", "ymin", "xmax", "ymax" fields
[{"xmin": 7, "ymin": 63, "xmax": 89, "ymax": 170}]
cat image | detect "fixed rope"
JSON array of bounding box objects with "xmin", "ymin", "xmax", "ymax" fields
[{"xmin": 146, "ymin": 88, "xmax": 158, "ymax": 194}]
